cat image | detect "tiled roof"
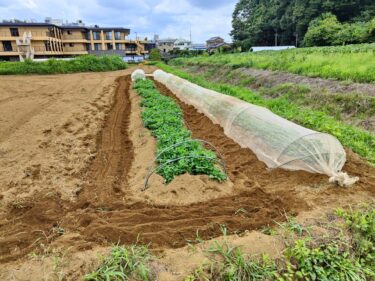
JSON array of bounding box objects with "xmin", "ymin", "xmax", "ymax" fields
[
  {"xmin": 207, "ymin": 36, "xmax": 223, "ymax": 42},
  {"xmin": 0, "ymin": 22, "xmax": 129, "ymax": 32}
]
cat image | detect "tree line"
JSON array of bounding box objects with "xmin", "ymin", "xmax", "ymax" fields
[{"xmin": 231, "ymin": 0, "xmax": 375, "ymax": 49}]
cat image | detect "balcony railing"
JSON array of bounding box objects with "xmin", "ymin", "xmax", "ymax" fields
[
  {"xmin": 62, "ymin": 35, "xmax": 89, "ymax": 40},
  {"xmin": 0, "ymin": 31, "xmax": 61, "ymax": 38}
]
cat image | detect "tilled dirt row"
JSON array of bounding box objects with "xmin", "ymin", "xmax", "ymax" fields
[
  {"xmin": 0, "ymin": 75, "xmax": 134, "ymax": 263},
  {"xmin": 1, "ymin": 73, "xmax": 374, "ymax": 267}
]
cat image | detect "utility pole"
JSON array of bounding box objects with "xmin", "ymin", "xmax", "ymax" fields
[
  {"xmin": 294, "ymin": 32, "xmax": 298, "ymax": 47},
  {"xmin": 274, "ymin": 31, "xmax": 278, "ymax": 46}
]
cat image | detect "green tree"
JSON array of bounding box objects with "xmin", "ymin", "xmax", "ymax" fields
[
  {"xmin": 303, "ymin": 13, "xmax": 342, "ymax": 46},
  {"xmin": 303, "ymin": 13, "xmax": 374, "ymax": 46},
  {"xmin": 231, "ymin": 0, "xmax": 375, "ymax": 48},
  {"xmin": 149, "ymin": 48, "xmax": 162, "ymax": 61}
]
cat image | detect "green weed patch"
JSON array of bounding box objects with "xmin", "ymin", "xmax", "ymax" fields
[{"xmin": 85, "ymin": 245, "xmax": 152, "ymax": 281}]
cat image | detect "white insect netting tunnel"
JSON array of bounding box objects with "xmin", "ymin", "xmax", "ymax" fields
[
  {"xmin": 131, "ymin": 69, "xmax": 146, "ymax": 81},
  {"xmin": 152, "ymin": 69, "xmax": 359, "ymax": 187}
]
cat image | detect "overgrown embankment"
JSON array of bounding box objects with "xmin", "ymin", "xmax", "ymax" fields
[
  {"xmin": 176, "ymin": 63, "xmax": 375, "ymax": 134},
  {"xmin": 171, "ymin": 44, "xmax": 375, "ymax": 83},
  {"xmin": 0, "ymin": 55, "xmax": 127, "ymax": 75},
  {"xmin": 157, "ymin": 63, "xmax": 375, "ymax": 165}
]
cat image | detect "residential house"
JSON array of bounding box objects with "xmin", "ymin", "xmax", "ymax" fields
[
  {"xmin": 173, "ymin": 38, "xmax": 191, "ymax": 50},
  {"xmin": 156, "ymin": 38, "xmax": 176, "ymax": 53},
  {"xmin": 206, "ymin": 36, "xmax": 231, "ymax": 52}
]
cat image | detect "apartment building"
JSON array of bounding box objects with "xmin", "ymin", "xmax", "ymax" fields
[{"xmin": 0, "ymin": 21, "xmax": 151, "ymax": 61}]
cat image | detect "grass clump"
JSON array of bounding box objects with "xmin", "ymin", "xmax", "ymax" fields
[
  {"xmin": 336, "ymin": 202, "xmax": 375, "ymax": 273},
  {"xmin": 156, "ymin": 63, "xmax": 375, "ymax": 165},
  {"xmin": 185, "ymin": 240, "xmax": 278, "ymax": 281},
  {"xmin": 85, "ymin": 245, "xmax": 152, "ymax": 281},
  {"xmin": 278, "ymin": 216, "xmax": 310, "ymax": 237},
  {"xmin": 133, "ymin": 78, "xmax": 226, "ymax": 183},
  {"xmin": 0, "ymin": 55, "xmax": 127, "ymax": 75}
]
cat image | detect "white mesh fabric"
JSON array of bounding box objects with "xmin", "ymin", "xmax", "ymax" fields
[
  {"xmin": 131, "ymin": 69, "xmax": 146, "ymax": 81},
  {"xmin": 153, "ymin": 70, "xmax": 348, "ymax": 178}
]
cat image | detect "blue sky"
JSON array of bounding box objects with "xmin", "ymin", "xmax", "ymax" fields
[{"xmin": 0, "ymin": 0, "xmax": 237, "ymax": 43}]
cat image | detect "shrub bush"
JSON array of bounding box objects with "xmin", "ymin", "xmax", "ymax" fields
[{"xmin": 0, "ymin": 55, "xmax": 127, "ymax": 75}]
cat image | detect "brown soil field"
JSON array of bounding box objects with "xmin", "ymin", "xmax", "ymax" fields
[{"xmin": 0, "ymin": 66, "xmax": 374, "ymax": 280}]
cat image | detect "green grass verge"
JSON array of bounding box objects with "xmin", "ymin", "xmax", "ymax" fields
[
  {"xmin": 170, "ymin": 44, "xmax": 375, "ymax": 83},
  {"xmin": 0, "ymin": 55, "xmax": 127, "ymax": 75},
  {"xmin": 156, "ymin": 63, "xmax": 375, "ymax": 165},
  {"xmin": 133, "ymin": 78, "xmax": 226, "ymax": 183}
]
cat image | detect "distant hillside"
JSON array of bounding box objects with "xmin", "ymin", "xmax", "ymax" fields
[{"xmin": 231, "ymin": 0, "xmax": 375, "ymax": 48}]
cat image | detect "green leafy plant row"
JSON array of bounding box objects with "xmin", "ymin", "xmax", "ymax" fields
[
  {"xmin": 170, "ymin": 43, "xmax": 375, "ymax": 83},
  {"xmin": 156, "ymin": 63, "xmax": 375, "ymax": 165},
  {"xmin": 0, "ymin": 55, "xmax": 127, "ymax": 75},
  {"xmin": 133, "ymin": 78, "xmax": 226, "ymax": 183}
]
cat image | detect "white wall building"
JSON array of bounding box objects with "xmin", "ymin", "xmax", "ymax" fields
[{"xmin": 173, "ymin": 38, "xmax": 192, "ymax": 50}]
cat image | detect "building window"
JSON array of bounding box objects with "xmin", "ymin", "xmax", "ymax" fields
[
  {"xmin": 107, "ymin": 43, "xmax": 113, "ymax": 50},
  {"xmin": 93, "ymin": 32, "xmax": 101, "ymax": 40},
  {"xmin": 86, "ymin": 44, "xmax": 91, "ymax": 51},
  {"xmin": 105, "ymin": 31, "xmax": 112, "ymax": 40},
  {"xmin": 2, "ymin": 41, "xmax": 13, "ymax": 51},
  {"xmin": 115, "ymin": 43, "xmax": 123, "ymax": 50},
  {"xmin": 10, "ymin": 28, "xmax": 19, "ymax": 37},
  {"xmin": 94, "ymin": 43, "xmax": 102, "ymax": 51},
  {"xmin": 67, "ymin": 30, "xmax": 72, "ymax": 35},
  {"xmin": 114, "ymin": 31, "xmax": 121, "ymax": 40},
  {"xmin": 69, "ymin": 43, "xmax": 74, "ymax": 47}
]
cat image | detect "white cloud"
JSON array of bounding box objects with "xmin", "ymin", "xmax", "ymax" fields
[{"xmin": 0, "ymin": 0, "xmax": 237, "ymax": 43}]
